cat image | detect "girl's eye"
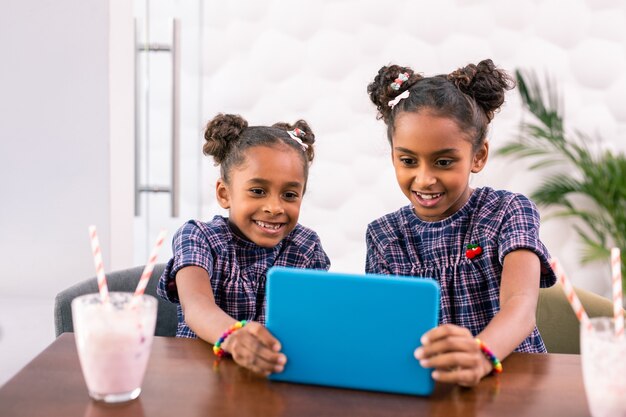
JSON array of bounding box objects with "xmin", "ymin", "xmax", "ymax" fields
[
  {"xmin": 399, "ymin": 157, "xmax": 416, "ymax": 166},
  {"xmin": 436, "ymin": 159, "xmax": 453, "ymax": 167},
  {"xmin": 249, "ymin": 188, "xmax": 265, "ymax": 196},
  {"xmin": 283, "ymin": 192, "xmax": 300, "ymax": 201}
]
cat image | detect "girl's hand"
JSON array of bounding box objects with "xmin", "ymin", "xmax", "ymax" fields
[
  {"xmin": 414, "ymin": 324, "xmax": 493, "ymax": 387},
  {"xmin": 222, "ymin": 322, "xmax": 287, "ymax": 376}
]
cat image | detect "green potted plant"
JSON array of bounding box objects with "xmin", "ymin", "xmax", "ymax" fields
[{"xmin": 496, "ymin": 69, "xmax": 626, "ymax": 290}]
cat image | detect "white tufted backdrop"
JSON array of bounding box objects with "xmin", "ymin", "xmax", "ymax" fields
[{"xmin": 188, "ymin": 0, "xmax": 626, "ymax": 299}]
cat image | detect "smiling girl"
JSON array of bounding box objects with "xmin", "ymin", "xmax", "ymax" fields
[
  {"xmin": 158, "ymin": 113, "xmax": 330, "ymax": 376},
  {"xmin": 366, "ymin": 60, "xmax": 556, "ymax": 386}
]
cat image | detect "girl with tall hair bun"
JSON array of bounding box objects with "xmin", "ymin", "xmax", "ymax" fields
[{"xmin": 366, "ymin": 59, "xmax": 556, "ymax": 386}]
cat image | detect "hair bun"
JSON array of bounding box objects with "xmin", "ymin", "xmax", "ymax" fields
[
  {"xmin": 272, "ymin": 119, "xmax": 316, "ymax": 162},
  {"xmin": 203, "ymin": 113, "xmax": 248, "ymax": 164},
  {"xmin": 367, "ymin": 65, "xmax": 422, "ymax": 123},
  {"xmin": 448, "ymin": 59, "xmax": 515, "ymax": 120}
]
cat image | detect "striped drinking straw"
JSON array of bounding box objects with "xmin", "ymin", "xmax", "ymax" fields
[
  {"xmin": 133, "ymin": 229, "xmax": 167, "ymax": 299},
  {"xmin": 549, "ymin": 258, "xmax": 592, "ymax": 331},
  {"xmin": 610, "ymin": 248, "xmax": 624, "ymax": 338},
  {"xmin": 88, "ymin": 225, "xmax": 109, "ymax": 303}
]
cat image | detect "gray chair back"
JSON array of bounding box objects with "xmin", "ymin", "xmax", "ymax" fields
[
  {"xmin": 536, "ymin": 283, "xmax": 625, "ymax": 354},
  {"xmin": 54, "ymin": 264, "xmax": 177, "ymax": 337}
]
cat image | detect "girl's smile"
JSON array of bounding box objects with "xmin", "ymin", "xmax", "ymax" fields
[
  {"xmin": 253, "ymin": 220, "xmax": 286, "ymax": 235},
  {"xmin": 413, "ymin": 191, "xmax": 445, "ymax": 207}
]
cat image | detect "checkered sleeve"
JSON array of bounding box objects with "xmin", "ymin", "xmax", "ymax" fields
[
  {"xmin": 287, "ymin": 226, "xmax": 331, "ymax": 270},
  {"xmin": 497, "ymin": 194, "xmax": 556, "ymax": 288},
  {"xmin": 157, "ymin": 221, "xmax": 215, "ymax": 303},
  {"xmin": 306, "ymin": 236, "xmax": 331, "ymax": 270},
  {"xmin": 365, "ymin": 223, "xmax": 393, "ymax": 274}
]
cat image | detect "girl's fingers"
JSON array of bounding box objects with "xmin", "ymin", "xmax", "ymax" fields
[
  {"xmin": 421, "ymin": 324, "xmax": 472, "ymax": 344},
  {"xmin": 246, "ymin": 322, "xmax": 282, "ymax": 352},
  {"xmin": 432, "ymin": 366, "xmax": 483, "ymax": 387},
  {"xmin": 240, "ymin": 339, "xmax": 286, "ymax": 371},
  {"xmin": 416, "ymin": 334, "xmax": 478, "ymax": 360},
  {"xmin": 419, "ymin": 350, "xmax": 481, "ymax": 370},
  {"xmin": 231, "ymin": 343, "xmax": 279, "ymax": 375},
  {"xmin": 241, "ymin": 323, "xmax": 287, "ymax": 369},
  {"xmin": 415, "ymin": 325, "xmax": 493, "ymax": 386},
  {"xmin": 416, "ymin": 347, "xmax": 492, "ymax": 386},
  {"xmin": 228, "ymin": 326, "xmax": 287, "ymax": 375}
]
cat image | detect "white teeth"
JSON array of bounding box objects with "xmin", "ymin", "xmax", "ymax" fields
[
  {"xmin": 255, "ymin": 220, "xmax": 281, "ymax": 230},
  {"xmin": 417, "ymin": 193, "xmax": 442, "ymax": 200}
]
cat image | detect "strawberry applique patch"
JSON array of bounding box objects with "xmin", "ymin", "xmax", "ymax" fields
[{"xmin": 465, "ymin": 243, "xmax": 483, "ymax": 259}]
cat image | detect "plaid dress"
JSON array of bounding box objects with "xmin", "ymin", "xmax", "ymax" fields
[
  {"xmin": 366, "ymin": 187, "xmax": 556, "ymax": 353},
  {"xmin": 158, "ymin": 215, "xmax": 331, "ymax": 338}
]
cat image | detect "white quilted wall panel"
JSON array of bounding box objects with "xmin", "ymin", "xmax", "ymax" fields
[{"xmin": 196, "ymin": 0, "xmax": 626, "ymax": 298}]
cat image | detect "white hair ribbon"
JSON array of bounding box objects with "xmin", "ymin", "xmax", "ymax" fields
[
  {"xmin": 388, "ymin": 90, "xmax": 410, "ymax": 109},
  {"xmin": 287, "ymin": 129, "xmax": 309, "ymax": 151}
]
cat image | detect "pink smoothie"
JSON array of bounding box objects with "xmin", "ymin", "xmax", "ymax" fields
[
  {"xmin": 72, "ymin": 293, "xmax": 157, "ymax": 401},
  {"xmin": 581, "ymin": 317, "xmax": 626, "ymax": 417}
]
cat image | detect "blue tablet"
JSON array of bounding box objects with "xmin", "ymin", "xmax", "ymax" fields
[{"xmin": 265, "ymin": 267, "xmax": 440, "ymax": 396}]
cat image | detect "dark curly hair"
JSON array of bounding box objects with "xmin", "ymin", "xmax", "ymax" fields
[
  {"xmin": 203, "ymin": 113, "xmax": 316, "ymax": 186},
  {"xmin": 367, "ymin": 59, "xmax": 514, "ymax": 151}
]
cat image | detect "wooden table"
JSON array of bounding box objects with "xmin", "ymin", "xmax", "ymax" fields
[{"xmin": 0, "ymin": 333, "xmax": 591, "ymax": 417}]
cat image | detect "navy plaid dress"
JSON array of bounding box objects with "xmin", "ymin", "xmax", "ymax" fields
[
  {"xmin": 158, "ymin": 215, "xmax": 331, "ymax": 338},
  {"xmin": 366, "ymin": 187, "xmax": 556, "ymax": 353}
]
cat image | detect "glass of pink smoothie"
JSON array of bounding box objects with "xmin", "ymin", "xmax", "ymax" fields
[
  {"xmin": 72, "ymin": 292, "xmax": 157, "ymax": 403},
  {"xmin": 581, "ymin": 317, "xmax": 626, "ymax": 417}
]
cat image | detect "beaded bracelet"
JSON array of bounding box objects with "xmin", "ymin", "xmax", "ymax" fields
[
  {"xmin": 475, "ymin": 338, "xmax": 503, "ymax": 374},
  {"xmin": 213, "ymin": 320, "xmax": 248, "ymax": 358}
]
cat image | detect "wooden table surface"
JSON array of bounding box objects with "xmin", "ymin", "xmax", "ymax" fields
[{"xmin": 0, "ymin": 333, "xmax": 591, "ymax": 417}]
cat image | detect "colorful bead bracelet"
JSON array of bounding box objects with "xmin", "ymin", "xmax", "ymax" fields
[
  {"xmin": 475, "ymin": 338, "xmax": 503, "ymax": 374},
  {"xmin": 213, "ymin": 320, "xmax": 248, "ymax": 358}
]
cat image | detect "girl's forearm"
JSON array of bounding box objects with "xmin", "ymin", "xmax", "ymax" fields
[
  {"xmin": 182, "ymin": 294, "xmax": 237, "ymax": 344},
  {"xmin": 176, "ymin": 266, "xmax": 237, "ymax": 344},
  {"xmin": 477, "ymin": 294, "xmax": 538, "ymax": 361},
  {"xmin": 480, "ymin": 249, "xmax": 542, "ymax": 362}
]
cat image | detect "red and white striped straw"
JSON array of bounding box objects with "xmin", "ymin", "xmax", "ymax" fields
[
  {"xmin": 550, "ymin": 258, "xmax": 592, "ymax": 330},
  {"xmin": 88, "ymin": 225, "xmax": 109, "ymax": 303},
  {"xmin": 610, "ymin": 248, "xmax": 624, "ymax": 337},
  {"xmin": 133, "ymin": 229, "xmax": 167, "ymax": 298}
]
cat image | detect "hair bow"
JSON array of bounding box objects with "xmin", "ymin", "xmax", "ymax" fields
[
  {"xmin": 287, "ymin": 128, "xmax": 308, "ymax": 151},
  {"xmin": 390, "ymin": 72, "xmax": 410, "ymax": 91},
  {"xmin": 388, "ymin": 90, "xmax": 410, "ymax": 109}
]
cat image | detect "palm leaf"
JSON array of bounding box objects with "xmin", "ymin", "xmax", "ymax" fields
[
  {"xmin": 530, "ymin": 174, "xmax": 581, "ymax": 206},
  {"xmin": 499, "ymin": 69, "xmax": 626, "ymax": 287},
  {"xmin": 576, "ymin": 230, "xmax": 610, "ymax": 264}
]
